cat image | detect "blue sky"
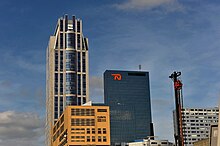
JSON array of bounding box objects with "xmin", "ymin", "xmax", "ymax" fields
[{"xmin": 0, "ymin": 0, "xmax": 220, "ymax": 145}]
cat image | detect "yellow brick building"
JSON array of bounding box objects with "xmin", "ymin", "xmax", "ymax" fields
[{"xmin": 52, "ymin": 105, "xmax": 110, "ymax": 146}]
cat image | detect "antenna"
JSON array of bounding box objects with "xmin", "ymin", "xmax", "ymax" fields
[{"xmin": 139, "ymin": 65, "xmax": 142, "ymax": 70}]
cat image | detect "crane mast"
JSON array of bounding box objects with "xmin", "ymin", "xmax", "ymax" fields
[{"xmin": 169, "ymin": 71, "xmax": 184, "ymax": 146}]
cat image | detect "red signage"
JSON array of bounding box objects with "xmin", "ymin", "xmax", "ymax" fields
[
  {"xmin": 111, "ymin": 74, "xmax": 122, "ymax": 81},
  {"xmin": 174, "ymin": 80, "xmax": 182, "ymax": 90}
]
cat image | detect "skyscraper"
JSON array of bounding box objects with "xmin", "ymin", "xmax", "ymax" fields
[
  {"xmin": 104, "ymin": 70, "xmax": 154, "ymax": 145},
  {"xmin": 46, "ymin": 15, "xmax": 89, "ymax": 146}
]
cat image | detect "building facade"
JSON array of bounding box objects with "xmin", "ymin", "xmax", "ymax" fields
[
  {"xmin": 218, "ymin": 104, "xmax": 220, "ymax": 146},
  {"xmin": 210, "ymin": 124, "xmax": 218, "ymax": 146},
  {"xmin": 180, "ymin": 107, "xmax": 219, "ymax": 146},
  {"xmin": 52, "ymin": 106, "xmax": 110, "ymax": 146},
  {"xmin": 193, "ymin": 138, "xmax": 209, "ymax": 146},
  {"xmin": 104, "ymin": 70, "xmax": 153, "ymax": 145},
  {"xmin": 46, "ymin": 15, "xmax": 89, "ymax": 146},
  {"xmin": 128, "ymin": 139, "xmax": 174, "ymax": 146}
]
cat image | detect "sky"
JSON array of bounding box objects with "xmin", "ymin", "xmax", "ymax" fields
[{"xmin": 0, "ymin": 0, "xmax": 220, "ymax": 145}]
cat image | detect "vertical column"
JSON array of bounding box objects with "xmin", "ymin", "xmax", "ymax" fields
[
  {"xmin": 72, "ymin": 15, "xmax": 76, "ymax": 32},
  {"xmin": 217, "ymin": 101, "xmax": 220, "ymax": 145}
]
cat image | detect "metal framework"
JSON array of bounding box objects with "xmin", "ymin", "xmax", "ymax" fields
[{"xmin": 169, "ymin": 71, "xmax": 184, "ymax": 146}]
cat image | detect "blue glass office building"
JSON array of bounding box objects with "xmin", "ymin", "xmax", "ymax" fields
[{"xmin": 104, "ymin": 70, "xmax": 153, "ymax": 145}]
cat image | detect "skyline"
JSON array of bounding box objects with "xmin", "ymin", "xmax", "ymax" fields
[{"xmin": 0, "ymin": 0, "xmax": 220, "ymax": 146}]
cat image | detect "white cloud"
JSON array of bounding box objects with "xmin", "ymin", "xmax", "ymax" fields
[
  {"xmin": 2, "ymin": 51, "xmax": 45, "ymax": 73},
  {"xmin": 115, "ymin": 0, "xmax": 183, "ymax": 11},
  {"xmin": 0, "ymin": 111, "xmax": 44, "ymax": 144},
  {"xmin": 15, "ymin": 58, "xmax": 45, "ymax": 73}
]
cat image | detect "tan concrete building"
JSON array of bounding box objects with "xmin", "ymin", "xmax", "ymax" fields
[
  {"xmin": 218, "ymin": 103, "xmax": 220, "ymax": 146},
  {"xmin": 128, "ymin": 139, "xmax": 174, "ymax": 146},
  {"xmin": 193, "ymin": 138, "xmax": 209, "ymax": 146},
  {"xmin": 52, "ymin": 105, "xmax": 110, "ymax": 146},
  {"xmin": 179, "ymin": 107, "xmax": 219, "ymax": 146},
  {"xmin": 210, "ymin": 124, "xmax": 218, "ymax": 146}
]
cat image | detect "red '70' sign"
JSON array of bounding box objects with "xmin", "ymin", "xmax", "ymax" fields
[{"xmin": 111, "ymin": 74, "xmax": 122, "ymax": 81}]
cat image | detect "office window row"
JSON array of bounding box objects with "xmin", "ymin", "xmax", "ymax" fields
[
  {"xmin": 86, "ymin": 128, "xmax": 107, "ymax": 134},
  {"xmin": 71, "ymin": 118, "xmax": 95, "ymax": 126},
  {"xmin": 71, "ymin": 108, "xmax": 95, "ymax": 116},
  {"xmin": 71, "ymin": 136, "xmax": 107, "ymax": 143},
  {"xmin": 71, "ymin": 128, "xmax": 107, "ymax": 135}
]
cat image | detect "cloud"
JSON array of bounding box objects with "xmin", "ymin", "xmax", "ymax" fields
[
  {"xmin": 114, "ymin": 0, "xmax": 183, "ymax": 11},
  {"xmin": 0, "ymin": 79, "xmax": 45, "ymax": 113},
  {"xmin": 0, "ymin": 111, "xmax": 44, "ymax": 146},
  {"xmin": 15, "ymin": 58, "xmax": 45, "ymax": 73},
  {"xmin": 2, "ymin": 50, "xmax": 45, "ymax": 74}
]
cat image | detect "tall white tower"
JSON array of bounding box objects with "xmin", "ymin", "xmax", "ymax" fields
[{"xmin": 46, "ymin": 15, "xmax": 89, "ymax": 146}]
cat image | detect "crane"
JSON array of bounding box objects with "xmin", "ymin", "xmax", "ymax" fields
[{"xmin": 169, "ymin": 71, "xmax": 184, "ymax": 146}]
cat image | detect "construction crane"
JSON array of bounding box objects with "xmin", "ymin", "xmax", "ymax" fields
[{"xmin": 169, "ymin": 71, "xmax": 184, "ymax": 146}]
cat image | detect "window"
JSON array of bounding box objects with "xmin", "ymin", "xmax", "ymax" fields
[
  {"xmin": 66, "ymin": 50, "xmax": 76, "ymax": 71},
  {"xmin": 77, "ymin": 34, "xmax": 81, "ymax": 49},
  {"xmin": 83, "ymin": 74, "xmax": 86, "ymax": 95},
  {"xmin": 60, "ymin": 96, "xmax": 63, "ymax": 115},
  {"xmin": 66, "ymin": 96, "xmax": 77, "ymax": 106},
  {"xmin": 98, "ymin": 109, "xmax": 107, "ymax": 112},
  {"xmin": 92, "ymin": 136, "xmax": 95, "ymax": 142},
  {"xmin": 83, "ymin": 97, "xmax": 86, "ymax": 104},
  {"xmin": 60, "ymin": 33, "xmax": 63, "ymax": 49},
  {"xmin": 66, "ymin": 73, "xmax": 76, "ymax": 94},
  {"xmin": 92, "ymin": 128, "xmax": 95, "ymax": 134},
  {"xmin": 60, "ymin": 20, "xmax": 63, "ymax": 31},
  {"xmin": 77, "ymin": 74, "xmax": 81, "ymax": 94},
  {"xmin": 103, "ymin": 136, "xmax": 107, "ymax": 142},
  {"xmin": 55, "ymin": 51, "xmax": 58, "ymax": 71},
  {"xmin": 60, "ymin": 51, "xmax": 63, "ymax": 71},
  {"xmin": 54, "ymin": 73, "xmax": 58, "ymax": 94},
  {"xmin": 60, "ymin": 73, "xmax": 63, "ymax": 94},
  {"xmin": 87, "ymin": 128, "xmax": 90, "ymax": 134},
  {"xmin": 78, "ymin": 97, "xmax": 81, "ymax": 105},
  {"xmin": 98, "ymin": 136, "xmax": 102, "ymax": 142},
  {"xmin": 98, "ymin": 128, "xmax": 101, "ymax": 134},
  {"xmin": 71, "ymin": 109, "xmax": 95, "ymax": 116},
  {"xmin": 97, "ymin": 116, "xmax": 106, "ymax": 122},
  {"xmin": 66, "ymin": 33, "xmax": 75, "ymax": 48},
  {"xmin": 86, "ymin": 136, "xmax": 90, "ymax": 142},
  {"xmin": 82, "ymin": 52, "xmax": 86, "ymax": 72},
  {"xmin": 103, "ymin": 128, "xmax": 106, "ymax": 134},
  {"xmin": 54, "ymin": 96, "xmax": 58, "ymax": 119},
  {"xmin": 128, "ymin": 72, "xmax": 146, "ymax": 76},
  {"xmin": 82, "ymin": 37, "xmax": 85, "ymax": 50},
  {"xmin": 77, "ymin": 21, "xmax": 81, "ymax": 32},
  {"xmin": 77, "ymin": 52, "xmax": 81, "ymax": 72}
]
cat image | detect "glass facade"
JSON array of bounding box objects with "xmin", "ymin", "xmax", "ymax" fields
[
  {"xmin": 66, "ymin": 33, "xmax": 75, "ymax": 48},
  {"xmin": 52, "ymin": 16, "xmax": 89, "ymax": 118},
  {"xmin": 66, "ymin": 96, "xmax": 77, "ymax": 106},
  {"xmin": 66, "ymin": 50, "xmax": 76, "ymax": 71},
  {"xmin": 66, "ymin": 73, "xmax": 76, "ymax": 94},
  {"xmin": 104, "ymin": 70, "xmax": 153, "ymax": 144}
]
